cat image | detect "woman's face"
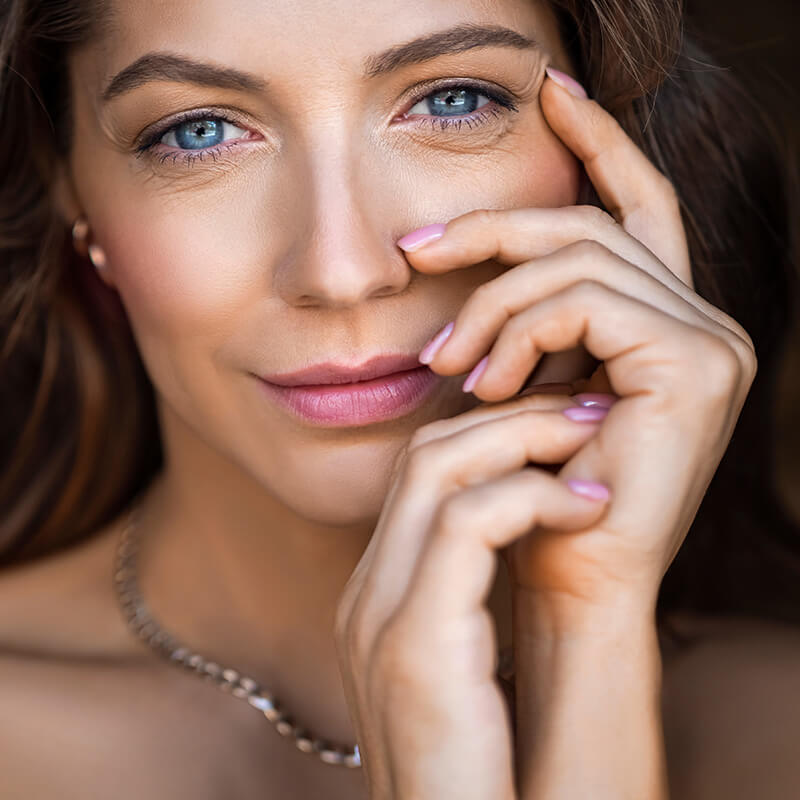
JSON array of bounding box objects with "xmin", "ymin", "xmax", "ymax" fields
[{"xmin": 60, "ymin": 0, "xmax": 582, "ymax": 525}]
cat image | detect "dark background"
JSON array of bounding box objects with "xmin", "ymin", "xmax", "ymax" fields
[{"xmin": 687, "ymin": 1, "xmax": 800, "ymax": 519}]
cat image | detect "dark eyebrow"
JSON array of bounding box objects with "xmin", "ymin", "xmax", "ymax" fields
[
  {"xmin": 102, "ymin": 52, "xmax": 268, "ymax": 103},
  {"xmin": 102, "ymin": 24, "xmax": 539, "ymax": 103},
  {"xmin": 363, "ymin": 23, "xmax": 539, "ymax": 77}
]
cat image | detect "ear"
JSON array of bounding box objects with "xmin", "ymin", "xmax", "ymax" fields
[
  {"xmin": 51, "ymin": 161, "xmax": 83, "ymax": 230},
  {"xmin": 51, "ymin": 160, "xmax": 116, "ymax": 289}
]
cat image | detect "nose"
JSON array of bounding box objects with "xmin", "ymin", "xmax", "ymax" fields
[{"xmin": 273, "ymin": 149, "xmax": 413, "ymax": 309}]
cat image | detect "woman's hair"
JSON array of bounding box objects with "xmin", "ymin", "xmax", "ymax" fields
[{"xmin": 2, "ymin": 1, "xmax": 798, "ymax": 626}]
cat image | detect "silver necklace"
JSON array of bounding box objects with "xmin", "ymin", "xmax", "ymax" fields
[
  {"xmin": 112, "ymin": 496, "xmax": 362, "ymax": 768},
  {"xmin": 113, "ymin": 495, "xmax": 516, "ymax": 771}
]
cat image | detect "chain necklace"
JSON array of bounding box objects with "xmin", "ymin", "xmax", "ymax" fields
[
  {"xmin": 113, "ymin": 495, "xmax": 516, "ymax": 771},
  {"xmin": 112, "ymin": 497, "xmax": 362, "ymax": 768}
]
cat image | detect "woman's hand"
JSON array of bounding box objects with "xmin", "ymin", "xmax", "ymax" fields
[
  {"xmin": 391, "ymin": 70, "xmax": 757, "ymax": 798},
  {"xmin": 334, "ymin": 390, "xmax": 611, "ymax": 799},
  {"xmin": 400, "ymin": 69, "xmax": 755, "ymax": 624}
]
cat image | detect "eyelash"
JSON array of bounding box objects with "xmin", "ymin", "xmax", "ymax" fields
[{"xmin": 134, "ymin": 80, "xmax": 520, "ymax": 168}]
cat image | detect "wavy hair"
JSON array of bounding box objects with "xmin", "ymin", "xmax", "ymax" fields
[{"xmin": 1, "ymin": 0, "xmax": 798, "ymax": 627}]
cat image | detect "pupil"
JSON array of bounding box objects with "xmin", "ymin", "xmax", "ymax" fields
[
  {"xmin": 174, "ymin": 119, "xmax": 223, "ymax": 149},
  {"xmin": 428, "ymin": 89, "xmax": 479, "ymax": 116}
]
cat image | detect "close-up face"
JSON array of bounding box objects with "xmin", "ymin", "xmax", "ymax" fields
[{"xmin": 59, "ymin": 0, "xmax": 583, "ymax": 526}]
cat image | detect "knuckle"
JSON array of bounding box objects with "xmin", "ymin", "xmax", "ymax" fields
[
  {"xmin": 470, "ymin": 278, "xmax": 495, "ymax": 307},
  {"xmin": 725, "ymin": 331, "xmax": 758, "ymax": 384},
  {"xmin": 466, "ymin": 207, "xmax": 499, "ymax": 228},
  {"xmin": 568, "ymin": 238, "xmax": 612, "ymax": 265},
  {"xmin": 697, "ymin": 335, "xmax": 743, "ymax": 393},
  {"xmin": 435, "ymin": 493, "xmax": 473, "ymax": 537},
  {"xmin": 576, "ymin": 204, "xmax": 616, "ymax": 231}
]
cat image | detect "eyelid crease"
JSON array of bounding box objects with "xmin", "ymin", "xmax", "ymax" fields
[
  {"xmin": 133, "ymin": 104, "xmax": 257, "ymax": 152},
  {"xmin": 135, "ymin": 80, "xmax": 522, "ymax": 168}
]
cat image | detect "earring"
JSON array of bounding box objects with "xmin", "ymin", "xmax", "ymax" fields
[
  {"xmin": 88, "ymin": 243, "xmax": 107, "ymax": 270},
  {"xmin": 71, "ymin": 216, "xmax": 89, "ymax": 244},
  {"xmin": 71, "ymin": 215, "xmax": 107, "ymax": 271}
]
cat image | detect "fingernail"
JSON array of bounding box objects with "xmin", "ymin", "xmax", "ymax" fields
[
  {"xmin": 572, "ymin": 393, "xmax": 618, "ymax": 409},
  {"xmin": 545, "ymin": 67, "xmax": 588, "ymax": 99},
  {"xmin": 419, "ymin": 321, "xmax": 454, "ymax": 364},
  {"xmin": 462, "ymin": 355, "xmax": 489, "ymax": 393},
  {"xmin": 562, "ymin": 406, "xmax": 609, "ymax": 423},
  {"xmin": 397, "ymin": 223, "xmax": 447, "ymax": 252},
  {"xmin": 567, "ymin": 479, "xmax": 610, "ymax": 502}
]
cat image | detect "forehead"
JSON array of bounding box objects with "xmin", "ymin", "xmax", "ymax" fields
[{"xmin": 81, "ymin": 0, "xmax": 561, "ymax": 91}]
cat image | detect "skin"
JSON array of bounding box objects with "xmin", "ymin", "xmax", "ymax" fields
[
  {"xmin": 1, "ymin": 0, "xmax": 800, "ymax": 797},
  {"xmin": 58, "ymin": 0, "xmax": 583, "ymax": 761}
]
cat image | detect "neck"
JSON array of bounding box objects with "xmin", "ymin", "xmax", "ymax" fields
[{"xmin": 130, "ymin": 406, "xmax": 377, "ymax": 746}]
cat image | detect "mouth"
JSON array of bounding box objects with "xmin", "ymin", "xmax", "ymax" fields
[
  {"xmin": 256, "ymin": 354, "xmax": 443, "ymax": 427},
  {"xmin": 260, "ymin": 353, "xmax": 426, "ymax": 386}
]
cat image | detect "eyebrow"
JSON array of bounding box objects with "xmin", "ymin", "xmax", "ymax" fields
[
  {"xmin": 363, "ymin": 23, "xmax": 539, "ymax": 77},
  {"xmin": 101, "ymin": 23, "xmax": 539, "ymax": 103},
  {"xmin": 102, "ymin": 52, "xmax": 267, "ymax": 102}
]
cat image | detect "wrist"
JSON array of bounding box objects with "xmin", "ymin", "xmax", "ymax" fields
[{"xmin": 511, "ymin": 584, "xmax": 659, "ymax": 643}]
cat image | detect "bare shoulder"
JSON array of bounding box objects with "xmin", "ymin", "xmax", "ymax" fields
[
  {"xmin": 661, "ymin": 611, "xmax": 800, "ymax": 800},
  {"xmin": 0, "ymin": 523, "xmax": 147, "ymax": 796},
  {"xmin": 0, "ymin": 527, "xmax": 263, "ymax": 799}
]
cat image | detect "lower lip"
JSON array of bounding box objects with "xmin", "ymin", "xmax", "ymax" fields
[{"xmin": 258, "ymin": 366, "xmax": 443, "ymax": 427}]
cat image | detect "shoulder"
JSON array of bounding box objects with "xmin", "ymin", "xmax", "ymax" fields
[
  {"xmin": 661, "ymin": 611, "xmax": 800, "ymax": 800},
  {"xmin": 0, "ymin": 520, "xmax": 135, "ymax": 659},
  {"xmin": 0, "ymin": 528, "xmax": 250, "ymax": 798}
]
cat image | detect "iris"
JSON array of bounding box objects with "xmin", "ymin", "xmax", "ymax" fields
[
  {"xmin": 423, "ymin": 88, "xmax": 485, "ymax": 116},
  {"xmin": 172, "ymin": 119, "xmax": 224, "ymax": 149}
]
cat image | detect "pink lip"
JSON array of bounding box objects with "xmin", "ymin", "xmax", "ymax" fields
[
  {"xmin": 261, "ymin": 354, "xmax": 425, "ymax": 386},
  {"xmin": 257, "ymin": 354, "xmax": 443, "ymax": 426}
]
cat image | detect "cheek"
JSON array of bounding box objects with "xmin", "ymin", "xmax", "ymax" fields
[
  {"xmin": 388, "ymin": 117, "xmax": 581, "ymax": 224},
  {"xmin": 83, "ymin": 180, "xmax": 284, "ymax": 422},
  {"xmin": 490, "ymin": 118, "xmax": 582, "ymax": 209}
]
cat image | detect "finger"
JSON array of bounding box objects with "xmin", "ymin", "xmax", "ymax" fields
[
  {"xmin": 540, "ymin": 69, "xmax": 692, "ymax": 282},
  {"xmin": 350, "ymin": 408, "xmax": 607, "ymax": 643},
  {"xmin": 399, "ymin": 205, "xmax": 662, "ymax": 276},
  {"xmin": 397, "ymin": 468, "xmax": 609, "ymax": 624},
  {"xmin": 468, "ymin": 281, "xmax": 755, "ymax": 598},
  {"xmin": 404, "ymin": 389, "xmax": 579, "ymax": 446},
  {"xmin": 463, "ymin": 272, "xmax": 754, "ymax": 404},
  {"xmin": 425, "ymin": 241, "xmax": 752, "ymax": 385},
  {"xmin": 340, "ymin": 390, "xmax": 582, "ymax": 593}
]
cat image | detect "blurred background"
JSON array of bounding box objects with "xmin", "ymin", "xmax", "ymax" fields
[{"xmin": 686, "ymin": 0, "xmax": 800, "ymax": 520}]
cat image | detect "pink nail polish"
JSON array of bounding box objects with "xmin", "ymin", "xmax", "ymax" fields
[
  {"xmin": 419, "ymin": 321, "xmax": 454, "ymax": 364},
  {"xmin": 462, "ymin": 356, "xmax": 489, "ymax": 393},
  {"xmin": 562, "ymin": 406, "xmax": 609, "ymax": 423},
  {"xmin": 397, "ymin": 223, "xmax": 447, "ymax": 252},
  {"xmin": 545, "ymin": 67, "xmax": 588, "ymax": 99},
  {"xmin": 566, "ymin": 479, "xmax": 610, "ymax": 502},
  {"xmin": 572, "ymin": 393, "xmax": 619, "ymax": 409}
]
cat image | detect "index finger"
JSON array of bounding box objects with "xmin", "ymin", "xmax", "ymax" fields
[{"xmin": 540, "ymin": 68, "xmax": 692, "ymax": 283}]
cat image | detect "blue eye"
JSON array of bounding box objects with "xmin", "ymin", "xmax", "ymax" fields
[
  {"xmin": 407, "ymin": 87, "xmax": 491, "ymax": 117},
  {"xmin": 160, "ymin": 118, "xmax": 247, "ymax": 150}
]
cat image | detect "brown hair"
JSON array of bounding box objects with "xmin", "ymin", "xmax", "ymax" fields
[{"xmin": 2, "ymin": 1, "xmax": 798, "ymax": 624}]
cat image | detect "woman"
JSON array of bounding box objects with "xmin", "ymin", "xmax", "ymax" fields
[{"xmin": 1, "ymin": 0, "xmax": 798, "ymax": 796}]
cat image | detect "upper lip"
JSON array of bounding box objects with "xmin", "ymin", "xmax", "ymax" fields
[{"xmin": 261, "ymin": 354, "xmax": 425, "ymax": 386}]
